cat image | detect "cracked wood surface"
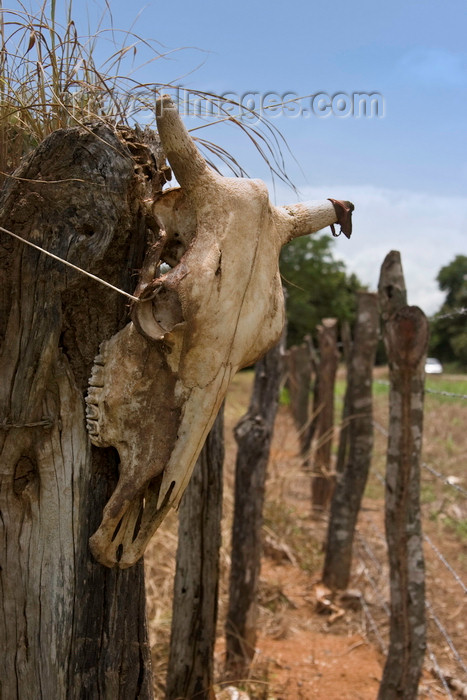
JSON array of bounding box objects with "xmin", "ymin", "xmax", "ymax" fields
[{"xmin": 0, "ymin": 123, "xmax": 163, "ymax": 698}]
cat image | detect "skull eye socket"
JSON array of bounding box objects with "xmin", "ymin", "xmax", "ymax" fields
[{"xmin": 160, "ymin": 230, "xmax": 190, "ymax": 268}]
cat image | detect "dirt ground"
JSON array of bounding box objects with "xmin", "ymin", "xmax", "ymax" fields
[
  {"xmin": 146, "ymin": 370, "xmax": 467, "ymax": 699},
  {"xmin": 243, "ymin": 561, "xmax": 384, "ymax": 700}
]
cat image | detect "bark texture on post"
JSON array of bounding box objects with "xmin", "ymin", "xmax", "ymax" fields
[
  {"xmin": 310, "ymin": 318, "xmax": 339, "ymax": 513},
  {"xmin": 225, "ymin": 339, "xmax": 284, "ymax": 672},
  {"xmin": 335, "ymin": 320, "xmax": 352, "ymax": 476},
  {"xmin": 378, "ymin": 252, "xmax": 427, "ymax": 700},
  {"xmin": 0, "ymin": 124, "xmax": 165, "ymax": 698},
  {"xmin": 165, "ymin": 406, "xmax": 224, "ymax": 700},
  {"xmin": 322, "ymin": 293, "xmax": 379, "ymax": 590},
  {"xmin": 378, "ymin": 250, "xmax": 408, "ymax": 321},
  {"xmin": 287, "ymin": 342, "xmax": 312, "ymax": 455}
]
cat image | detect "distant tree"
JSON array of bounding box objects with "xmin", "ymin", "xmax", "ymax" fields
[
  {"xmin": 430, "ymin": 255, "xmax": 467, "ymax": 368},
  {"xmin": 437, "ymin": 255, "xmax": 467, "ymax": 307},
  {"xmin": 279, "ymin": 234, "xmax": 363, "ymax": 346}
]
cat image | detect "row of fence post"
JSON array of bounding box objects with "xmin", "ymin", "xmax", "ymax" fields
[
  {"xmin": 165, "ymin": 249, "xmax": 428, "ymax": 700},
  {"xmin": 287, "ymin": 250, "xmax": 428, "ymax": 699}
]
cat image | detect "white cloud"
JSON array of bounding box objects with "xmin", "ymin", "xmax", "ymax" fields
[{"xmin": 273, "ymin": 184, "xmax": 467, "ymax": 316}]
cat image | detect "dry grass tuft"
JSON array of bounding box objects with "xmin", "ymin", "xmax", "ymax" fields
[{"xmin": 0, "ymin": 2, "xmax": 296, "ymax": 191}]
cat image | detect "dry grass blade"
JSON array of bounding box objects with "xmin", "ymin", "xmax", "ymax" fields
[{"xmin": 0, "ymin": 3, "xmax": 297, "ymax": 191}]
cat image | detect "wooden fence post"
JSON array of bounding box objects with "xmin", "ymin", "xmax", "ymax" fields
[
  {"xmin": 335, "ymin": 320, "xmax": 352, "ymax": 476},
  {"xmin": 287, "ymin": 342, "xmax": 312, "ymax": 456},
  {"xmin": 378, "ymin": 251, "xmax": 428, "ymax": 700},
  {"xmin": 166, "ymin": 406, "xmax": 224, "ymax": 700},
  {"xmin": 0, "ymin": 124, "xmax": 160, "ymax": 698},
  {"xmin": 225, "ymin": 338, "xmax": 284, "ymax": 673},
  {"xmin": 310, "ymin": 318, "xmax": 339, "ymax": 514},
  {"xmin": 322, "ymin": 292, "xmax": 379, "ymax": 589}
]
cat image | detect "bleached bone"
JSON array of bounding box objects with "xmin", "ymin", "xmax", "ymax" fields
[{"xmin": 86, "ymin": 95, "xmax": 353, "ymax": 568}]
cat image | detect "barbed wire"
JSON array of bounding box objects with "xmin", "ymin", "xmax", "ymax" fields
[
  {"xmin": 423, "ymin": 534, "xmax": 467, "ymax": 595},
  {"xmin": 373, "ymin": 420, "xmax": 389, "ymax": 438},
  {"xmin": 355, "ymin": 529, "xmax": 461, "ymax": 700},
  {"xmin": 425, "ymin": 386, "xmax": 467, "ymax": 401},
  {"xmin": 374, "ymin": 379, "xmax": 467, "ymax": 401},
  {"xmin": 427, "ymin": 646, "xmax": 455, "ymax": 699},
  {"xmin": 362, "ymin": 489, "xmax": 467, "ymax": 601},
  {"xmin": 359, "ymin": 595, "xmax": 388, "ymax": 655},
  {"xmin": 356, "ymin": 520, "xmax": 467, "ymax": 695},
  {"xmin": 425, "ymin": 600, "xmax": 467, "ymax": 678},
  {"xmin": 364, "ymin": 518, "xmax": 387, "ymax": 546},
  {"xmin": 422, "ymin": 462, "xmax": 467, "ymax": 498},
  {"xmin": 357, "ymin": 531, "xmax": 385, "ymax": 578},
  {"xmin": 430, "ymin": 307, "xmax": 467, "ymax": 321},
  {"xmin": 373, "ymin": 420, "xmax": 467, "ymax": 500},
  {"xmin": 356, "ymin": 565, "xmax": 458, "ymax": 697}
]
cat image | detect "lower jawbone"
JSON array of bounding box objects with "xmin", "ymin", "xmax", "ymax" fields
[
  {"xmin": 86, "ymin": 318, "xmax": 235, "ymax": 569},
  {"xmin": 86, "ymin": 323, "xmax": 181, "ymax": 568}
]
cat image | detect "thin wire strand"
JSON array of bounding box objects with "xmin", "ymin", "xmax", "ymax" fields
[
  {"xmin": 430, "ymin": 307, "xmax": 467, "ymax": 321},
  {"xmin": 0, "ymin": 225, "xmax": 140, "ymax": 303},
  {"xmin": 357, "ymin": 522, "xmax": 466, "ymax": 695},
  {"xmin": 426, "ymin": 387, "xmax": 467, "ymax": 401},
  {"xmin": 425, "ymin": 600, "xmax": 467, "ymax": 678},
  {"xmin": 374, "ymin": 379, "xmax": 467, "ymax": 401},
  {"xmin": 427, "ymin": 645, "xmax": 455, "ymax": 699},
  {"xmin": 356, "ymin": 531, "xmax": 386, "ymax": 578},
  {"xmin": 423, "ymin": 534, "xmax": 467, "ymax": 595},
  {"xmin": 360, "ymin": 595, "xmax": 388, "ymax": 654},
  {"xmin": 422, "ymin": 462, "xmax": 467, "ymax": 498},
  {"xmin": 373, "ymin": 420, "xmax": 467, "ymax": 497}
]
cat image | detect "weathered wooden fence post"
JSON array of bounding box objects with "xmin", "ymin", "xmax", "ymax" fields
[
  {"xmin": 225, "ymin": 338, "xmax": 284, "ymax": 673},
  {"xmin": 322, "ymin": 292, "xmax": 379, "ymax": 589},
  {"xmin": 0, "ymin": 124, "xmax": 163, "ymax": 698},
  {"xmin": 378, "ymin": 251, "xmax": 428, "ymax": 700},
  {"xmin": 165, "ymin": 406, "xmax": 225, "ymax": 700},
  {"xmin": 310, "ymin": 318, "xmax": 339, "ymax": 514},
  {"xmin": 335, "ymin": 320, "xmax": 352, "ymax": 476},
  {"xmin": 287, "ymin": 342, "xmax": 312, "ymax": 456}
]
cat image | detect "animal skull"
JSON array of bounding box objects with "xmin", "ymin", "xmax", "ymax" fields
[{"xmin": 86, "ymin": 95, "xmax": 353, "ymax": 568}]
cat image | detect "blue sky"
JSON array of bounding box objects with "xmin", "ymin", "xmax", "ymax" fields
[{"xmin": 9, "ymin": 0, "xmax": 467, "ymax": 312}]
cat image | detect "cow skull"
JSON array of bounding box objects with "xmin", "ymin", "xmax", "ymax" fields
[{"xmin": 86, "ymin": 95, "xmax": 353, "ymax": 568}]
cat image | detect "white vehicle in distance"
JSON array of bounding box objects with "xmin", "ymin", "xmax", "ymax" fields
[{"xmin": 425, "ymin": 357, "xmax": 443, "ymax": 375}]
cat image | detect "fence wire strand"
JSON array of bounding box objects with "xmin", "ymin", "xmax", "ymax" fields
[
  {"xmin": 425, "ymin": 600, "xmax": 467, "ymax": 678},
  {"xmin": 360, "ymin": 595, "xmax": 388, "ymax": 655},
  {"xmin": 374, "ymin": 379, "xmax": 467, "ymax": 401},
  {"xmin": 354, "ymin": 530, "xmax": 460, "ymax": 697},
  {"xmin": 355, "ymin": 505, "xmax": 467, "ymax": 693},
  {"xmin": 430, "ymin": 307, "xmax": 467, "ymax": 321},
  {"xmin": 427, "ymin": 646, "xmax": 455, "ymax": 699},
  {"xmin": 423, "ymin": 534, "xmax": 467, "ymax": 595},
  {"xmin": 422, "ymin": 462, "xmax": 467, "ymax": 498},
  {"xmin": 373, "ymin": 421, "xmax": 467, "ymax": 499}
]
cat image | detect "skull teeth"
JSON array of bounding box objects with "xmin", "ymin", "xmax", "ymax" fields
[
  {"xmin": 85, "ymin": 343, "xmax": 108, "ymax": 446},
  {"xmin": 86, "ymin": 420, "xmax": 100, "ymax": 438},
  {"xmin": 89, "ymin": 373, "xmax": 104, "ymax": 388},
  {"xmin": 85, "ymin": 403, "xmax": 99, "ymax": 420}
]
